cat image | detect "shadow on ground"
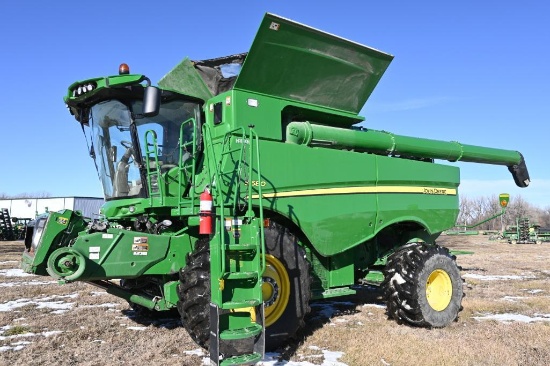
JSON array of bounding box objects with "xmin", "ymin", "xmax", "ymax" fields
[
  {"xmin": 279, "ymin": 284, "xmax": 385, "ymax": 360},
  {"xmin": 121, "ymin": 307, "xmax": 182, "ymax": 329}
]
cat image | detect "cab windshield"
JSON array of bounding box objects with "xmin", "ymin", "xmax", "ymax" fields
[{"xmin": 88, "ymin": 98, "xmax": 200, "ymax": 200}]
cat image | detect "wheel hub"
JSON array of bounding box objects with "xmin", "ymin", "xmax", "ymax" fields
[
  {"xmin": 262, "ymin": 277, "xmax": 279, "ymax": 306},
  {"xmin": 426, "ymin": 269, "xmax": 453, "ymax": 311},
  {"xmin": 262, "ymin": 254, "xmax": 290, "ymax": 327}
]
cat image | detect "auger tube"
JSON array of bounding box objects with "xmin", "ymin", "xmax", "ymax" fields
[{"xmin": 286, "ymin": 121, "xmax": 530, "ymax": 187}]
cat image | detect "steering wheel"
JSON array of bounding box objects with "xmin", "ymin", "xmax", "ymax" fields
[{"xmin": 119, "ymin": 141, "xmax": 135, "ymax": 164}]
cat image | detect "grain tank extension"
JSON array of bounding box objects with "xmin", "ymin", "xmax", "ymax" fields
[{"xmin": 21, "ymin": 13, "xmax": 529, "ymax": 365}]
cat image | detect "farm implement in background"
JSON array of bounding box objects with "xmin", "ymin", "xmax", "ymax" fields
[
  {"xmin": 0, "ymin": 208, "xmax": 30, "ymax": 241},
  {"xmin": 446, "ymin": 193, "xmax": 509, "ymax": 236},
  {"xmin": 504, "ymin": 217, "xmax": 550, "ymax": 244}
]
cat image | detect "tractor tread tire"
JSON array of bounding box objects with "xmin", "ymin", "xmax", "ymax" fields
[
  {"xmin": 263, "ymin": 221, "xmax": 311, "ymax": 350},
  {"xmin": 177, "ymin": 238, "xmax": 211, "ymax": 348},
  {"xmin": 381, "ymin": 242, "xmax": 464, "ymax": 328},
  {"xmin": 176, "ymin": 221, "xmax": 311, "ymax": 352}
]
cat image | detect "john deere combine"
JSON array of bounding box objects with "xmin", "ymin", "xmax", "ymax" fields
[{"xmin": 22, "ymin": 14, "xmax": 530, "ymax": 365}]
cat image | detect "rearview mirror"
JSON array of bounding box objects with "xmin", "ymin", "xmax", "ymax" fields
[{"xmin": 143, "ymin": 86, "xmax": 160, "ymax": 117}]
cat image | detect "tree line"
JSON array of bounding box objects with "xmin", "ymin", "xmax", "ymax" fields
[
  {"xmin": 0, "ymin": 192, "xmax": 51, "ymax": 199},
  {"xmin": 457, "ymin": 194, "xmax": 550, "ymax": 231}
]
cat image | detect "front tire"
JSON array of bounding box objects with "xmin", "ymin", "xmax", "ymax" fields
[
  {"xmin": 262, "ymin": 221, "xmax": 311, "ymax": 350},
  {"xmin": 382, "ymin": 242, "xmax": 463, "ymax": 328},
  {"xmin": 176, "ymin": 222, "xmax": 311, "ymax": 351},
  {"xmin": 177, "ymin": 238, "xmax": 211, "ymax": 348}
]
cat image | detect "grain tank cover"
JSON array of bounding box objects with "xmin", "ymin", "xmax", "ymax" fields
[{"xmin": 234, "ymin": 13, "xmax": 394, "ymax": 114}]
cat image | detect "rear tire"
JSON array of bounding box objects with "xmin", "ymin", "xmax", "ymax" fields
[{"xmin": 382, "ymin": 242, "xmax": 463, "ymax": 328}]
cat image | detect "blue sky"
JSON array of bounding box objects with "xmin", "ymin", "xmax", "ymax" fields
[{"xmin": 1, "ymin": 1, "xmax": 549, "ymax": 207}]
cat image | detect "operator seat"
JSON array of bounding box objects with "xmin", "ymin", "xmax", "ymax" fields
[{"xmin": 113, "ymin": 147, "xmax": 133, "ymax": 197}]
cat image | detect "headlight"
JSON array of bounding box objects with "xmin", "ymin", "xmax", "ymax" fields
[{"xmin": 71, "ymin": 82, "xmax": 97, "ymax": 98}]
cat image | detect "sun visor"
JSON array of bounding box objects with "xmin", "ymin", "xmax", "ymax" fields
[{"xmin": 234, "ymin": 13, "xmax": 394, "ymax": 114}]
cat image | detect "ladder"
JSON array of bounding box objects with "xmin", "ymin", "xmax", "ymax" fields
[{"xmin": 206, "ymin": 126, "xmax": 265, "ymax": 366}]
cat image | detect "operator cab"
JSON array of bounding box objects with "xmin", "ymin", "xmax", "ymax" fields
[
  {"xmin": 88, "ymin": 97, "xmax": 201, "ymax": 200},
  {"xmin": 67, "ymin": 65, "xmax": 203, "ymax": 201}
]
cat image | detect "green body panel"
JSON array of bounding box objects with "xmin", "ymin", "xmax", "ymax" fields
[
  {"xmin": 240, "ymin": 139, "xmax": 459, "ymax": 256},
  {"xmin": 234, "ymin": 14, "xmax": 393, "ymax": 116}
]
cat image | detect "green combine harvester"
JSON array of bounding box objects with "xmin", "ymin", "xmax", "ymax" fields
[{"xmin": 21, "ymin": 14, "xmax": 530, "ymax": 365}]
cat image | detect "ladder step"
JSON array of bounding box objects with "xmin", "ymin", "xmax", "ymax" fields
[
  {"xmin": 220, "ymin": 352, "xmax": 262, "ymax": 366},
  {"xmin": 223, "ymin": 272, "xmax": 258, "ymax": 280},
  {"xmin": 220, "ymin": 324, "xmax": 263, "ymax": 341},
  {"xmin": 227, "ymin": 243, "xmax": 257, "ymax": 251},
  {"xmin": 221, "ymin": 299, "xmax": 261, "ymax": 309}
]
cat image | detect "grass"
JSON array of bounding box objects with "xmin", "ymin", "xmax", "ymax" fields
[
  {"xmin": 3, "ymin": 325, "xmax": 32, "ymax": 336},
  {"xmin": 1, "ymin": 236, "xmax": 550, "ymax": 365}
]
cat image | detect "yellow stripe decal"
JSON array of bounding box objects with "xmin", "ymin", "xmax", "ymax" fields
[{"xmin": 252, "ymin": 186, "xmax": 457, "ymax": 199}]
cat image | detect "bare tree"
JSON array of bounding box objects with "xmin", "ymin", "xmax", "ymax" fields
[{"xmin": 3, "ymin": 192, "xmax": 52, "ymax": 199}]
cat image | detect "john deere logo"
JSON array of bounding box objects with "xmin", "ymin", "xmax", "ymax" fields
[
  {"xmin": 499, "ymin": 193, "xmax": 510, "ymax": 208},
  {"xmin": 56, "ymin": 217, "xmax": 69, "ymax": 225}
]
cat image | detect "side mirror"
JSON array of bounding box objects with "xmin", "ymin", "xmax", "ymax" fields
[{"xmin": 143, "ymin": 86, "xmax": 161, "ymax": 117}]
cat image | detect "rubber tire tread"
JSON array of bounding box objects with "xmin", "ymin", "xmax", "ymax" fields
[
  {"xmin": 263, "ymin": 221, "xmax": 311, "ymax": 351},
  {"xmin": 176, "ymin": 221, "xmax": 311, "ymax": 352},
  {"xmin": 381, "ymin": 242, "xmax": 464, "ymax": 328},
  {"xmin": 177, "ymin": 238, "xmax": 211, "ymax": 348}
]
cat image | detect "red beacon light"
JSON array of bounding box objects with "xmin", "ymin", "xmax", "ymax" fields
[{"xmin": 119, "ymin": 63, "xmax": 130, "ymax": 75}]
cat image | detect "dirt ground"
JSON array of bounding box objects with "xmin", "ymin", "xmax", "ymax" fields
[{"xmin": 1, "ymin": 235, "xmax": 549, "ymax": 366}]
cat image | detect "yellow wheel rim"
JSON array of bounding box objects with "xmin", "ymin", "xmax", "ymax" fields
[
  {"xmin": 426, "ymin": 269, "xmax": 453, "ymax": 311},
  {"xmin": 262, "ymin": 254, "xmax": 290, "ymax": 327}
]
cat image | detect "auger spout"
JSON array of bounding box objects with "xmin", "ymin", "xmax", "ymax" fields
[{"xmin": 286, "ymin": 121, "xmax": 530, "ymax": 187}]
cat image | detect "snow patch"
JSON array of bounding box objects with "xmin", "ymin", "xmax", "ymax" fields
[
  {"xmin": 257, "ymin": 350, "xmax": 347, "ymax": 365},
  {"xmin": 502, "ymin": 296, "xmax": 526, "ymax": 302},
  {"xmin": 0, "ymin": 280, "xmax": 57, "ymax": 287},
  {"xmin": 127, "ymin": 326, "xmax": 148, "ymax": 331},
  {"xmin": 463, "ymin": 273, "xmax": 535, "ymax": 281},
  {"xmin": 184, "ymin": 348, "xmax": 205, "ymax": 356},
  {"xmin": 90, "ymin": 291, "xmax": 109, "ymax": 296},
  {"xmin": 190, "ymin": 348, "xmax": 349, "ymax": 365},
  {"xmin": 80, "ymin": 303, "xmax": 120, "ymax": 309},
  {"xmin": 0, "ymin": 330, "xmax": 63, "ymax": 342},
  {"xmin": 43, "ymin": 331, "xmax": 63, "ymax": 337},
  {"xmin": 362, "ymin": 304, "xmax": 385, "ymax": 309},
  {"xmin": 473, "ymin": 313, "xmax": 550, "ymax": 323},
  {"xmin": 0, "ymin": 294, "xmax": 78, "ymax": 312},
  {"xmin": 391, "ymin": 273, "xmax": 406, "ymax": 285},
  {"xmin": 0, "ymin": 344, "xmax": 27, "ymax": 352},
  {"xmin": 0, "ymin": 269, "xmax": 34, "ymax": 277}
]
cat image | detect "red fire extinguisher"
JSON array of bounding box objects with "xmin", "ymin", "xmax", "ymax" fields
[{"xmin": 199, "ymin": 187, "xmax": 213, "ymax": 235}]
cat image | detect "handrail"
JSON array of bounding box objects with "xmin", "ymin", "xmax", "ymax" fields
[
  {"xmin": 248, "ymin": 126, "xmax": 266, "ymax": 273},
  {"xmin": 144, "ymin": 130, "xmax": 164, "ymax": 206},
  {"xmin": 202, "ymin": 125, "xmax": 265, "ymax": 276},
  {"xmin": 178, "ymin": 118, "xmax": 197, "ymax": 213}
]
